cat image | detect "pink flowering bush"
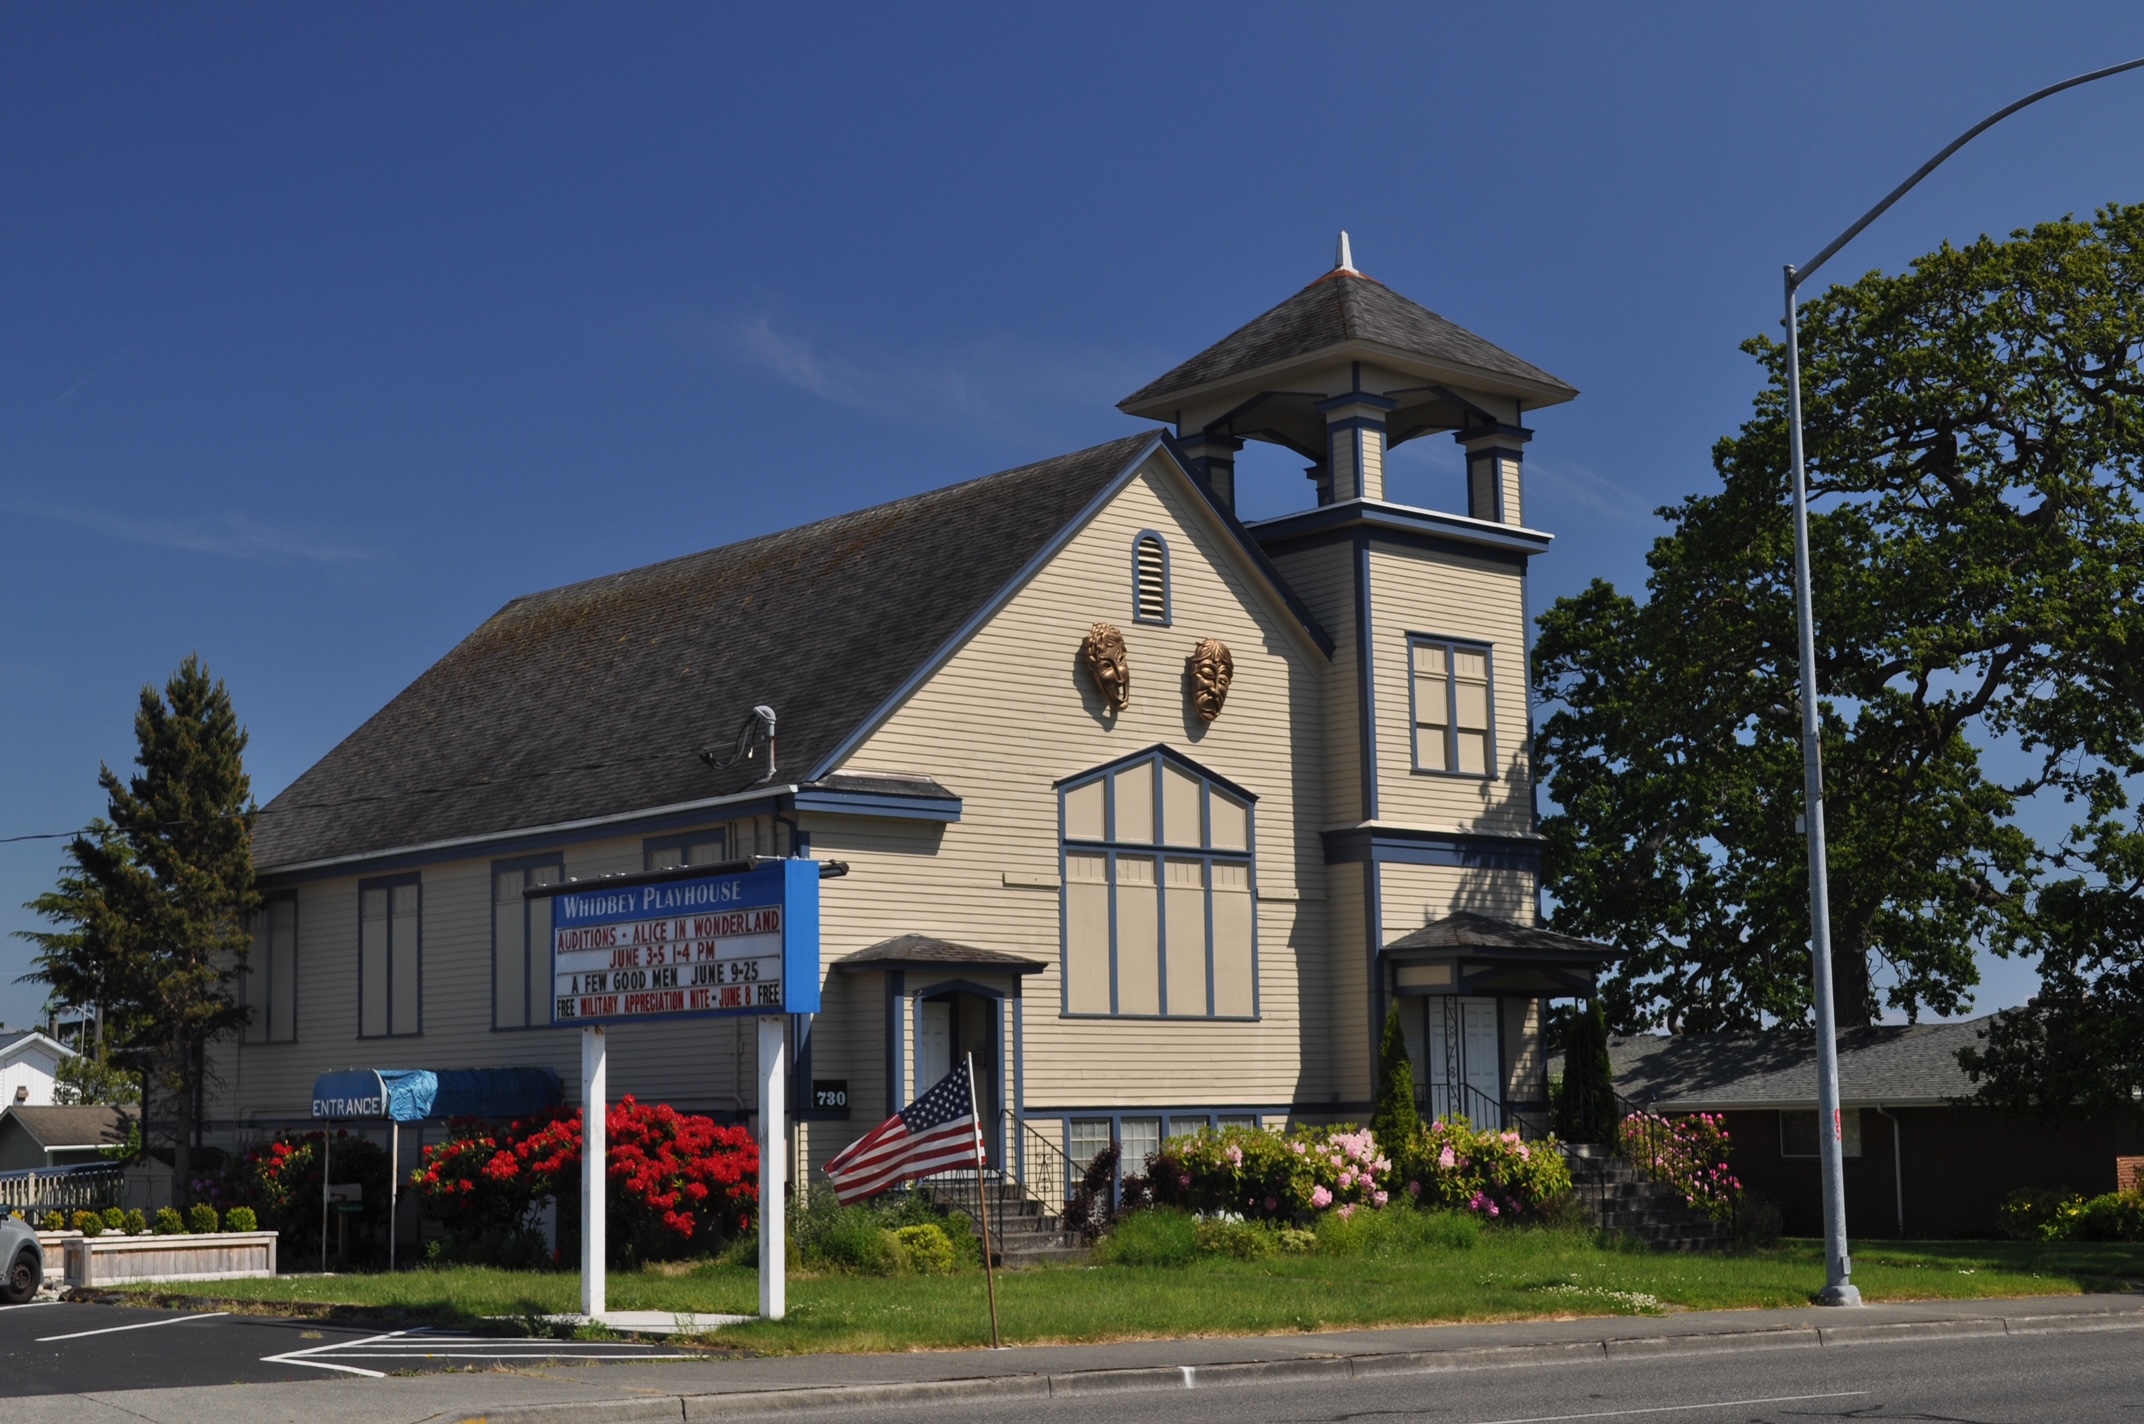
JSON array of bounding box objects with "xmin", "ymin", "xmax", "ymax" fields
[
  {"xmin": 1148, "ymin": 1124, "xmax": 1393, "ymax": 1221},
  {"xmin": 1150, "ymin": 1119, "xmax": 1572, "ymax": 1224},
  {"xmin": 1409, "ymin": 1116, "xmax": 1574, "ymax": 1219},
  {"xmin": 1618, "ymin": 1111, "xmax": 1740, "ymax": 1222}
]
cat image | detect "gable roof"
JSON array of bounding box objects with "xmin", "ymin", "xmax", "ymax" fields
[
  {"xmin": 1120, "ymin": 270, "xmax": 1577, "ymax": 411},
  {"xmin": 0, "ymin": 1030, "xmax": 71, "ymax": 1064},
  {"xmin": 0, "ymin": 1104, "xmax": 133, "ymax": 1149},
  {"xmin": 1586, "ymin": 1020, "xmax": 1992, "ymax": 1110},
  {"xmin": 256, "ymin": 432, "xmax": 1320, "ymax": 872},
  {"xmin": 832, "ymin": 935, "xmax": 1048, "ymax": 975}
]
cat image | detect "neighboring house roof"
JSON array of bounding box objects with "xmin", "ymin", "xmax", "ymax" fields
[
  {"xmin": 832, "ymin": 935, "xmax": 1049, "ymax": 976},
  {"xmin": 1120, "ymin": 270, "xmax": 1577, "ymax": 411},
  {"xmin": 0, "ymin": 1029, "xmax": 73, "ymax": 1064},
  {"xmin": 261, "ymin": 432, "xmax": 1316, "ymax": 872},
  {"xmin": 1591, "ymin": 1019, "xmax": 1992, "ymax": 1111},
  {"xmin": 0, "ymin": 1105, "xmax": 134, "ymax": 1150}
]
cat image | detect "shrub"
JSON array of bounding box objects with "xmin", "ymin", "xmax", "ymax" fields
[
  {"xmin": 1194, "ymin": 1214, "xmax": 1276, "ymax": 1259},
  {"xmin": 417, "ymin": 1097, "xmax": 759, "ymax": 1265},
  {"xmin": 1617, "ymin": 1112, "xmax": 1740, "ymax": 1223},
  {"xmin": 101, "ymin": 1207, "xmax": 126, "ymax": 1232},
  {"xmin": 1151, "ymin": 1124, "xmax": 1395, "ymax": 1221},
  {"xmin": 73, "ymin": 1210, "xmax": 103, "ymax": 1236},
  {"xmin": 1370, "ymin": 1007, "xmax": 1425, "ymax": 1168},
  {"xmin": 206, "ymin": 1130, "xmax": 392, "ymax": 1261},
  {"xmin": 40, "ymin": 1210, "xmax": 64, "ymax": 1233},
  {"xmin": 1415, "ymin": 1117, "xmax": 1574, "ymax": 1220},
  {"xmin": 2009, "ymin": 1189, "xmax": 2144, "ymax": 1242},
  {"xmin": 425, "ymin": 1227, "xmax": 554, "ymax": 1269},
  {"xmin": 1099, "ymin": 1207, "xmax": 1199, "ymax": 1267},
  {"xmin": 224, "ymin": 1206, "xmax": 256, "ymax": 1232},
  {"xmin": 2000, "ymin": 1187, "xmax": 2078, "ymax": 1240},
  {"xmin": 1554, "ymin": 1000, "xmax": 1617, "ymax": 1144},
  {"xmin": 893, "ymin": 1223, "xmax": 959, "ymax": 1274},
  {"xmin": 1732, "ymin": 1193, "xmax": 1783, "ymax": 1248},
  {"xmin": 187, "ymin": 1203, "xmax": 219, "ymax": 1234},
  {"xmin": 153, "ymin": 1207, "xmax": 185, "ymax": 1235},
  {"xmin": 1063, "ymin": 1143, "xmax": 1121, "ymax": 1242}
]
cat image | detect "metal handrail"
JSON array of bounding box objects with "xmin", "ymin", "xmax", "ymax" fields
[{"xmin": 1421, "ymin": 1083, "xmax": 1549, "ymax": 1141}]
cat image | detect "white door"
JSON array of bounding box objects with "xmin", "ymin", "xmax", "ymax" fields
[
  {"xmin": 1461, "ymin": 999, "xmax": 1502, "ymax": 1105},
  {"xmin": 918, "ymin": 1000, "xmax": 952, "ymax": 1091}
]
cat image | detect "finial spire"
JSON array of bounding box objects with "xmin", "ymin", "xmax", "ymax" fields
[{"xmin": 1335, "ymin": 230, "xmax": 1355, "ymax": 273}]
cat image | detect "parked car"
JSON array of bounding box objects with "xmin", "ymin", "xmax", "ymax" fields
[{"xmin": 2, "ymin": 1215, "xmax": 42, "ymax": 1304}]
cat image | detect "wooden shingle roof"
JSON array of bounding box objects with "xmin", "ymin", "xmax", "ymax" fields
[
  {"xmin": 1120, "ymin": 270, "xmax": 1576, "ymax": 411},
  {"xmin": 255, "ymin": 433, "xmax": 1162, "ymax": 870}
]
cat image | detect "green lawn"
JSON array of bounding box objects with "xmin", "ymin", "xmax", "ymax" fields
[{"xmin": 104, "ymin": 1232, "xmax": 2144, "ymax": 1353}]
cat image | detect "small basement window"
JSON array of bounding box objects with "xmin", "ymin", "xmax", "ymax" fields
[{"xmin": 1133, "ymin": 532, "xmax": 1170, "ymax": 625}]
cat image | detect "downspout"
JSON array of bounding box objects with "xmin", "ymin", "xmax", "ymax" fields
[{"xmin": 1873, "ymin": 1104, "xmax": 1903, "ymax": 1239}]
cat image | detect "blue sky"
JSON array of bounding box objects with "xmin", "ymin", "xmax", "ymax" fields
[{"xmin": 4, "ymin": 4, "xmax": 2142, "ymax": 1029}]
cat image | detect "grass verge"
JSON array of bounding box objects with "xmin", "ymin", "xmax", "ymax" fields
[{"xmin": 99, "ymin": 1231, "xmax": 2144, "ymax": 1353}]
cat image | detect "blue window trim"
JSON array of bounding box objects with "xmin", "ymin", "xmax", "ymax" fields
[
  {"xmin": 1057, "ymin": 749, "xmax": 1258, "ymax": 1022},
  {"xmin": 641, "ymin": 826, "xmax": 731, "ymax": 871},
  {"xmin": 1406, "ymin": 633, "xmax": 1498, "ymax": 780},
  {"xmin": 1131, "ymin": 530, "xmax": 1172, "ymax": 626},
  {"xmin": 356, "ymin": 872, "xmax": 423, "ymax": 1040},
  {"xmin": 489, "ymin": 852, "xmax": 565, "ymax": 1033}
]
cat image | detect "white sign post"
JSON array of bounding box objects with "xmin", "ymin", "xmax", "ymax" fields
[
  {"xmin": 581, "ymin": 1025, "xmax": 607, "ymax": 1321},
  {"xmin": 758, "ymin": 1015, "xmax": 786, "ymax": 1321},
  {"xmin": 531, "ymin": 860, "xmax": 821, "ymax": 1328}
]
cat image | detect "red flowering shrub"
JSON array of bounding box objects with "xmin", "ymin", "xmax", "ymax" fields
[{"xmin": 413, "ymin": 1097, "xmax": 758, "ymax": 1264}]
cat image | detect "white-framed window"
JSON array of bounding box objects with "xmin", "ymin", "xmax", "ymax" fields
[
  {"xmin": 1132, "ymin": 531, "xmax": 1171, "ymax": 625},
  {"xmin": 358, "ymin": 875, "xmax": 421, "ymax": 1039},
  {"xmin": 644, "ymin": 828, "xmax": 729, "ymax": 872},
  {"xmin": 493, "ymin": 856, "xmax": 563, "ymax": 1030},
  {"xmin": 1410, "ymin": 636, "xmax": 1495, "ymax": 776},
  {"xmin": 243, "ymin": 893, "xmax": 297, "ymax": 1044},
  {"xmin": 1059, "ymin": 748, "xmax": 1255, "ymax": 1018}
]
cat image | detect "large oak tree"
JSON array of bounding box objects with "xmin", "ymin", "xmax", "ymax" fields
[{"xmin": 1535, "ymin": 207, "xmax": 2144, "ymax": 1077}]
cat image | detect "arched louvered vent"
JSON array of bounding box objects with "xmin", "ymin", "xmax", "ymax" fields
[{"xmin": 1133, "ymin": 533, "xmax": 1170, "ymax": 625}]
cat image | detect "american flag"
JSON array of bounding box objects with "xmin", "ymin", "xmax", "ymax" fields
[{"xmin": 823, "ymin": 1059, "xmax": 986, "ymax": 1205}]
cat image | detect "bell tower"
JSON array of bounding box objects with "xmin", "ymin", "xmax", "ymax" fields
[{"xmin": 1119, "ymin": 236, "xmax": 1578, "ymax": 1109}]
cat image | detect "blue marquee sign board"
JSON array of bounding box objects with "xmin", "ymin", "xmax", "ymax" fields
[
  {"xmin": 548, "ymin": 859, "xmax": 821, "ymax": 1026},
  {"xmin": 312, "ymin": 1070, "xmax": 388, "ymax": 1120}
]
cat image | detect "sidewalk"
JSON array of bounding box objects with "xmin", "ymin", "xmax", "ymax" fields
[{"xmin": 21, "ymin": 1291, "xmax": 2144, "ymax": 1424}]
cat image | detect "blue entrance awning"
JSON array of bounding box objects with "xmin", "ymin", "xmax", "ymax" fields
[{"xmin": 310, "ymin": 1067, "xmax": 563, "ymax": 1123}]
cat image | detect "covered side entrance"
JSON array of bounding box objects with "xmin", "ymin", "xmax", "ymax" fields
[{"xmin": 1383, "ymin": 913, "xmax": 1619, "ymax": 1136}]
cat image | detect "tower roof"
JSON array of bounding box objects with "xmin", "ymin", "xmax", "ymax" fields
[{"xmin": 1120, "ymin": 265, "xmax": 1576, "ymax": 417}]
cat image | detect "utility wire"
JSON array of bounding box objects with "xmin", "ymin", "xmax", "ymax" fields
[{"xmin": 0, "ymin": 740, "xmax": 746, "ymax": 849}]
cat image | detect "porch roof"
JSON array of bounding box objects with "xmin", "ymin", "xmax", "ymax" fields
[
  {"xmin": 1383, "ymin": 912, "xmax": 1619, "ymax": 996},
  {"xmin": 831, "ymin": 934, "xmax": 1049, "ymax": 976}
]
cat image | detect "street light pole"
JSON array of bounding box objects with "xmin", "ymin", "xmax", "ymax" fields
[{"xmin": 1780, "ymin": 54, "xmax": 2144, "ymax": 1307}]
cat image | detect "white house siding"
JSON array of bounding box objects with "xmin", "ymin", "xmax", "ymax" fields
[
  {"xmin": 1, "ymin": 1041, "xmax": 64, "ymax": 1108},
  {"xmin": 806, "ymin": 452, "xmax": 1332, "ymax": 1169}
]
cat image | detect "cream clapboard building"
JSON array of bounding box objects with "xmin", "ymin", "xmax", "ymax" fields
[{"xmin": 217, "ymin": 242, "xmax": 1615, "ymax": 1201}]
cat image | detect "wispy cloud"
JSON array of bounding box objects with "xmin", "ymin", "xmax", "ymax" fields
[
  {"xmin": 7, "ymin": 503, "xmax": 372, "ymax": 564},
  {"xmin": 721, "ymin": 314, "xmax": 1162, "ymax": 443},
  {"xmin": 53, "ymin": 341, "xmax": 142, "ymax": 405},
  {"xmin": 1526, "ymin": 458, "xmax": 1657, "ymax": 524}
]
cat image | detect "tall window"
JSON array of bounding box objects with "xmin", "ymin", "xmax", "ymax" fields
[
  {"xmin": 1411, "ymin": 637, "xmax": 1495, "ymax": 776},
  {"xmin": 493, "ymin": 858, "xmax": 563, "ymax": 1030},
  {"xmin": 358, "ymin": 876, "xmax": 421, "ymax": 1039},
  {"xmin": 243, "ymin": 894, "xmax": 297, "ymax": 1044},
  {"xmin": 644, "ymin": 828, "xmax": 729, "ymax": 871},
  {"xmin": 1132, "ymin": 532, "xmax": 1170, "ymax": 625},
  {"xmin": 1060, "ymin": 749, "xmax": 1255, "ymax": 1018}
]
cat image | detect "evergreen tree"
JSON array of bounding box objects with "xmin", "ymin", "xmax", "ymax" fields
[
  {"xmin": 18, "ymin": 656, "xmax": 257, "ymax": 1200},
  {"xmin": 1370, "ymin": 1004, "xmax": 1424, "ymax": 1160},
  {"xmin": 1553, "ymin": 1000, "xmax": 1617, "ymax": 1144}
]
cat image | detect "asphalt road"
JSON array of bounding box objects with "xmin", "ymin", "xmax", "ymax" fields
[
  {"xmin": 0, "ymin": 1300, "xmax": 693, "ymax": 1396},
  {"xmin": 842, "ymin": 1325, "xmax": 2144, "ymax": 1424}
]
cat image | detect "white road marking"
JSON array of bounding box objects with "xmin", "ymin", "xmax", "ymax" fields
[
  {"xmin": 1467, "ymin": 1392, "xmax": 1869, "ymax": 1424},
  {"xmin": 260, "ymin": 1326, "xmax": 694, "ymax": 1375},
  {"xmin": 36, "ymin": 1311, "xmax": 229, "ymax": 1342}
]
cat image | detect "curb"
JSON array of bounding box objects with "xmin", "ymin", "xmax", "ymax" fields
[{"xmin": 444, "ymin": 1304, "xmax": 2144, "ymax": 1423}]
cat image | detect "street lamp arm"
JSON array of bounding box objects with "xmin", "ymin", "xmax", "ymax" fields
[{"xmin": 1794, "ymin": 55, "xmax": 2144, "ymax": 287}]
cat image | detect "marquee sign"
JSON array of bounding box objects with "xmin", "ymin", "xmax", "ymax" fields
[{"xmin": 545, "ymin": 859, "xmax": 822, "ymax": 1026}]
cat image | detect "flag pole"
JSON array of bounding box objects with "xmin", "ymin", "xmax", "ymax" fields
[{"xmin": 964, "ymin": 1053, "xmax": 1002, "ymax": 1348}]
